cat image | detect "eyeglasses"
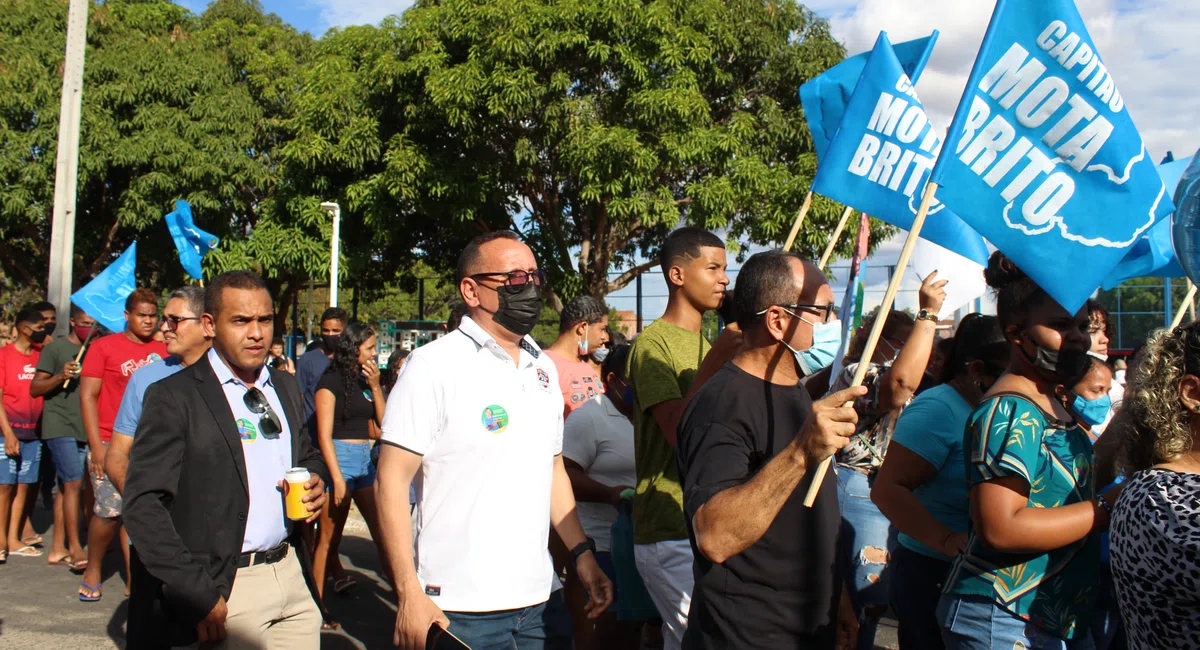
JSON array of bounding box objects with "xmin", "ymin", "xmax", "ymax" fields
[
  {"xmin": 243, "ymin": 387, "xmax": 283, "ymax": 438},
  {"xmin": 470, "ymin": 269, "xmax": 549, "ymax": 294},
  {"xmin": 763, "ymin": 303, "xmax": 836, "ymax": 323},
  {"xmin": 160, "ymin": 315, "xmax": 202, "ymax": 332}
]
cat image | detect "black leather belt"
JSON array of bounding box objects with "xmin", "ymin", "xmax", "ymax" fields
[{"xmin": 237, "ymin": 541, "xmax": 289, "ymax": 569}]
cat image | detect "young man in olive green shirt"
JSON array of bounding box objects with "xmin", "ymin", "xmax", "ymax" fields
[{"xmin": 628, "ymin": 227, "xmax": 728, "ymax": 650}]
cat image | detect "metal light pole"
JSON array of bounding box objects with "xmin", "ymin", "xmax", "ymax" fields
[
  {"xmin": 47, "ymin": 0, "xmax": 89, "ymax": 336},
  {"xmin": 320, "ymin": 202, "xmax": 341, "ymax": 308}
]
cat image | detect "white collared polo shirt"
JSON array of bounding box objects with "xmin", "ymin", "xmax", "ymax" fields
[{"xmin": 380, "ymin": 315, "xmax": 564, "ymax": 613}]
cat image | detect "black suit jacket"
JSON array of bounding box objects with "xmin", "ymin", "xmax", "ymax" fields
[{"xmin": 123, "ymin": 355, "xmax": 329, "ymax": 644}]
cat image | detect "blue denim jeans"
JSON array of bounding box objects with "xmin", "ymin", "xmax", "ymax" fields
[
  {"xmin": 333, "ymin": 440, "xmax": 376, "ymax": 492},
  {"xmin": 44, "ymin": 437, "xmax": 88, "ymax": 484},
  {"xmin": 443, "ymin": 590, "xmax": 573, "ymax": 650},
  {"xmin": 890, "ymin": 544, "xmax": 951, "ymax": 650},
  {"xmin": 0, "ymin": 439, "xmax": 42, "ymax": 485},
  {"xmin": 837, "ymin": 467, "xmax": 897, "ymax": 650},
  {"xmin": 938, "ymin": 594, "xmax": 1095, "ymax": 650}
]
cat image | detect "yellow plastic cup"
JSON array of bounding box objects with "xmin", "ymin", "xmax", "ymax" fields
[{"xmin": 285, "ymin": 467, "xmax": 311, "ymax": 521}]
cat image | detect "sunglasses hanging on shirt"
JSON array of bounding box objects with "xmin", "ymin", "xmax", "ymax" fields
[{"xmin": 243, "ymin": 387, "xmax": 283, "ymax": 439}]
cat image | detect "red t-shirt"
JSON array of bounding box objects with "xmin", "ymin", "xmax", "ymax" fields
[
  {"xmin": 545, "ymin": 350, "xmax": 605, "ymax": 419},
  {"xmin": 0, "ymin": 344, "xmax": 43, "ymax": 441},
  {"xmin": 80, "ymin": 333, "xmax": 167, "ymax": 442}
]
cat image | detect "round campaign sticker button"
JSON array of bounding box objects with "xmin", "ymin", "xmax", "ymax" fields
[
  {"xmin": 237, "ymin": 418, "xmax": 258, "ymax": 442},
  {"xmin": 481, "ymin": 405, "xmax": 509, "ymax": 434}
]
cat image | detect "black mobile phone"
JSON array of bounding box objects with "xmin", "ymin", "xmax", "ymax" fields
[{"xmin": 426, "ymin": 623, "xmax": 472, "ymax": 650}]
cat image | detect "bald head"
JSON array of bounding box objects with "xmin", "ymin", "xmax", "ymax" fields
[
  {"xmin": 734, "ymin": 252, "xmax": 830, "ymax": 330},
  {"xmin": 456, "ymin": 231, "xmax": 526, "ymax": 283},
  {"xmin": 457, "ymin": 231, "xmax": 540, "ymax": 320}
]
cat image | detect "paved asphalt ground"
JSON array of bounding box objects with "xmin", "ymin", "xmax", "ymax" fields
[{"xmin": 0, "ymin": 503, "xmax": 899, "ymax": 649}]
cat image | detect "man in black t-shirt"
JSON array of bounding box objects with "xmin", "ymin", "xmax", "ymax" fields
[{"xmin": 677, "ymin": 250, "xmax": 866, "ymax": 649}]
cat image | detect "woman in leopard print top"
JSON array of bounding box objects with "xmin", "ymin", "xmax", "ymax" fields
[{"xmin": 1106, "ymin": 323, "xmax": 1200, "ymax": 650}]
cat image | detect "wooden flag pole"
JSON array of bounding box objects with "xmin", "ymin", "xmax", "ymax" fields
[
  {"xmin": 1170, "ymin": 281, "xmax": 1196, "ymax": 329},
  {"xmin": 782, "ymin": 191, "xmax": 814, "ymax": 252},
  {"xmin": 62, "ymin": 324, "xmax": 98, "ymax": 389},
  {"xmin": 803, "ymin": 181, "xmax": 940, "ymax": 508},
  {"xmin": 818, "ymin": 206, "xmax": 856, "ymax": 270}
]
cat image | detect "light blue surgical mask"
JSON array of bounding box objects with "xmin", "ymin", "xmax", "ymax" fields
[
  {"xmin": 1071, "ymin": 392, "xmax": 1112, "ymax": 427},
  {"xmin": 590, "ymin": 346, "xmax": 610, "ymax": 364},
  {"xmin": 781, "ymin": 310, "xmax": 843, "ymax": 376}
]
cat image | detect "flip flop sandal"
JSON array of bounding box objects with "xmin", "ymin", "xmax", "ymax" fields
[
  {"xmin": 0, "ymin": 550, "xmax": 7, "ymax": 564},
  {"xmin": 79, "ymin": 581, "xmax": 102, "ymax": 602},
  {"xmin": 10, "ymin": 545, "xmax": 43, "ymax": 558},
  {"xmin": 68, "ymin": 558, "xmax": 89, "ymax": 573},
  {"xmin": 334, "ymin": 576, "xmax": 357, "ymax": 594},
  {"xmin": 48, "ymin": 556, "xmax": 72, "ymax": 566},
  {"xmin": 20, "ymin": 535, "xmax": 44, "ymax": 547}
]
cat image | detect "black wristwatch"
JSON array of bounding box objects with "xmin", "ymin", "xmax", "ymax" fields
[{"xmin": 569, "ymin": 538, "xmax": 597, "ymax": 565}]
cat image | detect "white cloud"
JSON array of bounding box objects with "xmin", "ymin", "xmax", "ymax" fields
[{"xmin": 309, "ymin": 0, "xmax": 415, "ymax": 30}]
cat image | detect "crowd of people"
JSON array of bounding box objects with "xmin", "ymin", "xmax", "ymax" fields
[{"xmin": 0, "ymin": 226, "xmax": 1197, "ymax": 650}]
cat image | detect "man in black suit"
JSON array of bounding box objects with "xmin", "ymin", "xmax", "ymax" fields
[{"xmin": 123, "ymin": 270, "xmax": 329, "ymax": 649}]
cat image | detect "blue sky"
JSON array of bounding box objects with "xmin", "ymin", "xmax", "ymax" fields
[{"xmin": 179, "ymin": 0, "xmax": 1199, "ymax": 323}]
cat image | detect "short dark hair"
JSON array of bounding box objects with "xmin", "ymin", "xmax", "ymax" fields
[
  {"xmin": 456, "ymin": 231, "xmax": 523, "ymax": 283},
  {"xmin": 319, "ymin": 307, "xmax": 347, "ymax": 325},
  {"xmin": 204, "ymin": 270, "xmax": 270, "ymax": 316},
  {"xmin": 559, "ymin": 295, "xmax": 608, "ymax": 334},
  {"xmin": 125, "ymin": 288, "xmax": 158, "ymax": 312},
  {"xmin": 659, "ymin": 227, "xmax": 724, "ymax": 276},
  {"xmin": 271, "ymin": 336, "xmax": 285, "ymax": 347},
  {"xmin": 602, "ymin": 343, "xmax": 631, "ymax": 382},
  {"xmin": 15, "ymin": 308, "xmax": 44, "ymax": 327},
  {"xmin": 31, "ymin": 300, "xmax": 56, "ymax": 314},
  {"xmin": 69, "ymin": 303, "xmax": 86, "ymax": 318},
  {"xmin": 168, "ymin": 286, "xmax": 206, "ymax": 317},
  {"xmin": 733, "ymin": 251, "xmax": 803, "ymax": 330}
]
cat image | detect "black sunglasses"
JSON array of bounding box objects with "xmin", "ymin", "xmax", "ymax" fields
[
  {"xmin": 780, "ymin": 303, "xmax": 837, "ymax": 323},
  {"xmin": 243, "ymin": 387, "xmax": 283, "ymax": 438},
  {"xmin": 160, "ymin": 315, "xmax": 202, "ymax": 332},
  {"xmin": 470, "ymin": 269, "xmax": 548, "ymax": 294}
]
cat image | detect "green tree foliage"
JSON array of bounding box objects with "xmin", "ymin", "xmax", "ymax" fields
[
  {"xmin": 2, "ymin": 0, "xmax": 893, "ymax": 318},
  {"xmin": 283, "ymin": 0, "xmax": 893, "ymax": 305},
  {"xmin": 0, "ymin": 0, "xmax": 322, "ymax": 310}
]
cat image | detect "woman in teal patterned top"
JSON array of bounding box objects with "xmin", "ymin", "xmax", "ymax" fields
[{"xmin": 937, "ymin": 253, "xmax": 1118, "ymax": 649}]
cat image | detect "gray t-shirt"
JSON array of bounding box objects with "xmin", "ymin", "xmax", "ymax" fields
[
  {"xmin": 562, "ymin": 394, "xmax": 636, "ymax": 552},
  {"xmin": 35, "ymin": 337, "xmax": 86, "ymax": 442}
]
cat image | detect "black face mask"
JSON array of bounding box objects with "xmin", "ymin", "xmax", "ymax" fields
[
  {"xmin": 1021, "ymin": 333, "xmax": 1090, "ymax": 384},
  {"xmin": 322, "ymin": 334, "xmax": 341, "ymax": 352},
  {"xmin": 29, "ymin": 328, "xmax": 49, "ymax": 344},
  {"xmin": 492, "ymin": 282, "xmax": 543, "ymax": 337}
]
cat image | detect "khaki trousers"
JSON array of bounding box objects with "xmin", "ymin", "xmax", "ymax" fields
[{"xmin": 208, "ymin": 548, "xmax": 321, "ymax": 650}]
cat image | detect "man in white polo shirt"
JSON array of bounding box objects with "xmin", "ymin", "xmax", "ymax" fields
[{"xmin": 377, "ymin": 231, "xmax": 614, "ymax": 650}]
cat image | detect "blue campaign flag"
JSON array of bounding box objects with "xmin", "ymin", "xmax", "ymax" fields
[
  {"xmin": 930, "ymin": 0, "xmax": 1175, "ymax": 313},
  {"xmin": 71, "ymin": 242, "xmax": 138, "ymax": 333},
  {"xmin": 800, "ymin": 31, "xmax": 939, "ymax": 160},
  {"xmin": 810, "ymin": 32, "xmax": 989, "ymax": 266},
  {"xmin": 1101, "ymin": 158, "xmax": 1190, "ymax": 288},
  {"xmin": 165, "ymin": 200, "xmax": 219, "ymax": 280}
]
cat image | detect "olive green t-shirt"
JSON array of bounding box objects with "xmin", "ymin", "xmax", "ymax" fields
[
  {"xmin": 34, "ymin": 337, "xmax": 86, "ymax": 442},
  {"xmin": 627, "ymin": 319, "xmax": 710, "ymax": 544}
]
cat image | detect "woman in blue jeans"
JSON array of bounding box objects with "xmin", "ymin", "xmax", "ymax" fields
[
  {"xmin": 828, "ymin": 271, "xmax": 946, "ymax": 649},
  {"xmin": 938, "ymin": 253, "xmax": 1112, "ymax": 649},
  {"xmin": 871, "ymin": 314, "xmax": 1009, "ymax": 650},
  {"xmin": 313, "ymin": 322, "xmax": 388, "ymax": 626}
]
